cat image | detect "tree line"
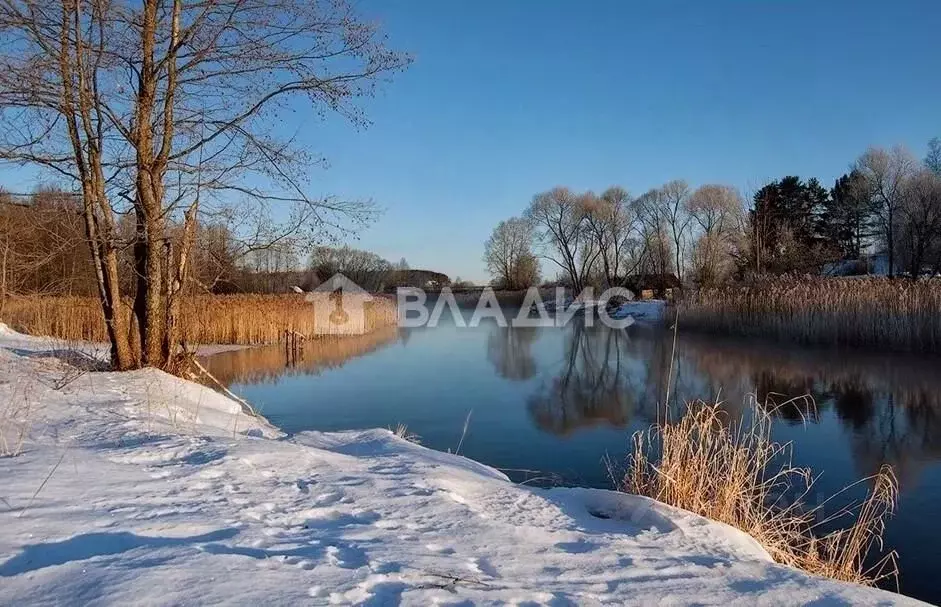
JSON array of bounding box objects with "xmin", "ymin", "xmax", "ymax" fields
[
  {"xmin": 485, "ymin": 138, "xmax": 941, "ymax": 292},
  {"xmin": 0, "ymin": 190, "xmax": 448, "ymax": 306}
]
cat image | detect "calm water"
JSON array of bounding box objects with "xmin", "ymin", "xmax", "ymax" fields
[{"xmin": 201, "ymin": 310, "xmax": 941, "ymax": 604}]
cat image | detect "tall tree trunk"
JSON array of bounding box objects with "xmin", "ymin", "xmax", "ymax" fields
[
  {"xmin": 887, "ymin": 210, "xmax": 894, "ymax": 277},
  {"xmin": 132, "ymin": 201, "xmax": 168, "ymax": 367},
  {"xmin": 132, "ymin": 0, "xmax": 171, "ymax": 369},
  {"xmin": 163, "ymin": 203, "xmax": 198, "ymax": 361}
]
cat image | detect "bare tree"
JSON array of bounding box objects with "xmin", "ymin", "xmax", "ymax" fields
[
  {"xmin": 0, "ymin": 0, "xmax": 409, "ymax": 369},
  {"xmin": 309, "ymin": 245, "xmax": 392, "ymax": 291},
  {"xmin": 686, "ymin": 184, "xmax": 744, "ymax": 286},
  {"xmin": 659, "ymin": 180, "xmax": 692, "ymax": 284},
  {"xmin": 855, "ymin": 147, "xmax": 917, "ymax": 277},
  {"xmin": 634, "ymin": 189, "xmax": 676, "ymax": 282},
  {"xmin": 897, "ymin": 170, "xmax": 941, "ymax": 276},
  {"xmin": 525, "ymin": 187, "xmax": 593, "ymax": 291},
  {"xmin": 0, "ymin": 188, "xmax": 97, "ymax": 308},
  {"xmin": 581, "ymin": 186, "xmax": 647, "ymax": 287},
  {"xmin": 484, "ymin": 217, "xmax": 538, "ymax": 289},
  {"xmin": 926, "ymin": 137, "xmax": 941, "ymax": 176}
]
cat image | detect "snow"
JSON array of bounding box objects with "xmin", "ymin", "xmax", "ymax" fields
[
  {"xmin": 0, "ymin": 322, "xmax": 249, "ymax": 358},
  {"xmin": 0, "ymin": 325, "xmax": 926, "ymax": 605},
  {"xmin": 612, "ymin": 299, "xmax": 667, "ymax": 323},
  {"xmin": 531, "ymin": 299, "xmax": 667, "ymax": 325}
]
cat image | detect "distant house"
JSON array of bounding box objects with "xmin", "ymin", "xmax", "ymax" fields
[
  {"xmin": 385, "ymin": 269, "xmax": 451, "ymax": 291},
  {"xmin": 622, "ymin": 274, "xmax": 681, "ymax": 299}
]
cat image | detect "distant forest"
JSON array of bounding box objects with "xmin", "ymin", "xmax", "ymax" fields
[
  {"xmin": 485, "ymin": 138, "xmax": 941, "ymax": 291},
  {"xmin": 0, "ymin": 190, "xmax": 448, "ymax": 298}
]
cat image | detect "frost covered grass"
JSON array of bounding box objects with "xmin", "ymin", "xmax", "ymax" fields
[
  {"xmin": 679, "ymin": 277, "xmax": 941, "ymax": 352},
  {"xmin": 390, "ymin": 422, "xmax": 421, "ymax": 444},
  {"xmin": 1, "ymin": 294, "xmax": 398, "ymax": 344},
  {"xmin": 624, "ymin": 399, "xmax": 899, "ymax": 587},
  {"xmin": 0, "ymin": 379, "xmax": 33, "ymax": 457}
]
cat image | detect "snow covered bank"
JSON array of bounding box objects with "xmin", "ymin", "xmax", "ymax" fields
[
  {"xmin": 0, "ymin": 322, "xmax": 249, "ymax": 362},
  {"xmin": 612, "ymin": 299, "xmax": 667, "ymax": 324},
  {"xmin": 0, "ymin": 329, "xmax": 926, "ymax": 605}
]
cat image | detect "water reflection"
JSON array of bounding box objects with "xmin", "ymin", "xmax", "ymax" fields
[
  {"xmin": 199, "ymin": 325, "xmax": 402, "ymax": 386},
  {"xmin": 674, "ymin": 336, "xmax": 941, "ymax": 486},
  {"xmin": 203, "ymin": 318, "xmax": 941, "ymax": 490},
  {"xmin": 526, "ymin": 323, "xmax": 642, "ymax": 434},
  {"xmin": 487, "ymin": 325, "xmax": 540, "ymax": 380},
  {"xmin": 480, "ymin": 319, "xmax": 941, "ymax": 487}
]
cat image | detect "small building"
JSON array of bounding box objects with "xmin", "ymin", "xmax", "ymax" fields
[{"xmin": 623, "ymin": 274, "xmax": 681, "ymax": 300}]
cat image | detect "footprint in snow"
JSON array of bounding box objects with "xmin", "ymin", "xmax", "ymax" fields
[
  {"xmin": 326, "ymin": 544, "xmax": 368, "ymax": 569},
  {"xmin": 554, "ymin": 539, "xmax": 598, "ymax": 554},
  {"xmin": 467, "ymin": 556, "xmax": 500, "ymax": 579},
  {"xmin": 312, "ymin": 491, "xmax": 343, "ymax": 506}
]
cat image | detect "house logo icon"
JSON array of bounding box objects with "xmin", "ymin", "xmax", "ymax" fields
[{"xmin": 305, "ymin": 273, "xmax": 372, "ymax": 335}]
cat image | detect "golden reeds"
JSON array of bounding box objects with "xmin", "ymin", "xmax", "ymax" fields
[
  {"xmin": 680, "ymin": 277, "xmax": 941, "ymax": 352},
  {"xmin": 1, "ymin": 294, "xmax": 398, "ymax": 345},
  {"xmin": 625, "ymin": 399, "xmax": 898, "ymax": 587}
]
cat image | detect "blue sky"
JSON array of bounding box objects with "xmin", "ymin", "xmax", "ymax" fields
[
  {"xmin": 314, "ymin": 0, "xmax": 940, "ymax": 282},
  {"xmin": 2, "ymin": 1, "xmax": 939, "ymax": 283}
]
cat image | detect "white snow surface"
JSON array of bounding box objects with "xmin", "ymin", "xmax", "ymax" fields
[
  {"xmin": 612, "ymin": 300, "xmax": 667, "ymax": 323},
  {"xmin": 0, "ymin": 325, "xmax": 927, "ymax": 606},
  {"xmin": 0, "ymin": 322, "xmax": 248, "ymax": 360}
]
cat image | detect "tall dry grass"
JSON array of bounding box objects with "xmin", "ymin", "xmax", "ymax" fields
[
  {"xmin": 1, "ymin": 294, "xmax": 398, "ymax": 345},
  {"xmin": 679, "ymin": 277, "xmax": 941, "ymax": 352},
  {"xmin": 624, "ymin": 399, "xmax": 899, "ymax": 587}
]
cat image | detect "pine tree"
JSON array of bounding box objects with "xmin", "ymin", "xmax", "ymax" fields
[
  {"xmin": 749, "ymin": 176, "xmax": 832, "ymax": 273},
  {"xmin": 822, "ymin": 171, "xmax": 874, "ymax": 258}
]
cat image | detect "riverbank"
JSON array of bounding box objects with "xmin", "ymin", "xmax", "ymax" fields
[{"xmin": 0, "ymin": 326, "xmax": 927, "ymax": 605}]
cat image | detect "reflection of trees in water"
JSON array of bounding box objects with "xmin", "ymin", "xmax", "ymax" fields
[
  {"xmin": 828, "ymin": 377, "xmax": 875, "ymax": 430},
  {"xmin": 752, "ymin": 370, "xmax": 822, "ymax": 423},
  {"xmin": 487, "ymin": 325, "xmax": 540, "ymax": 380},
  {"xmin": 846, "ymin": 390, "xmax": 941, "ymax": 488},
  {"xmin": 517, "ymin": 323, "xmax": 941, "ymax": 487},
  {"xmin": 526, "ymin": 321, "xmax": 645, "ymax": 435},
  {"xmin": 197, "ymin": 325, "xmax": 403, "ymax": 386},
  {"xmin": 677, "ymin": 335, "xmax": 941, "ymax": 487}
]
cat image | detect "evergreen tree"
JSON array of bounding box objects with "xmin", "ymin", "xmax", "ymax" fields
[
  {"xmin": 749, "ymin": 176, "xmax": 831, "ymax": 274},
  {"xmin": 821, "ymin": 170, "xmax": 874, "ymax": 258}
]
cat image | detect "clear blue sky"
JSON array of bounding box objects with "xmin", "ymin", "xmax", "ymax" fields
[
  {"xmin": 313, "ymin": 0, "xmax": 940, "ymax": 283},
  {"xmin": 2, "ymin": 1, "xmax": 939, "ymax": 283}
]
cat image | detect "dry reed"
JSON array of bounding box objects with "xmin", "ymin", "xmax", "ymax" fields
[
  {"xmin": 679, "ymin": 277, "xmax": 941, "ymax": 352},
  {"xmin": 1, "ymin": 294, "xmax": 399, "ymax": 345},
  {"xmin": 390, "ymin": 423, "xmax": 421, "ymax": 444},
  {"xmin": 624, "ymin": 399, "xmax": 899, "ymax": 587}
]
